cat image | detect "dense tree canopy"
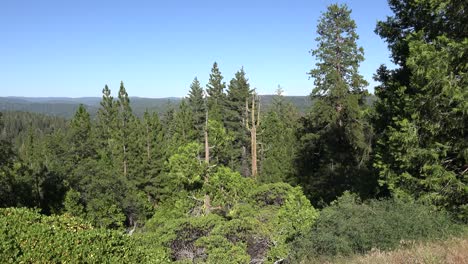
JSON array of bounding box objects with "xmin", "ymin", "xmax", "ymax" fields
[
  {"xmin": 0, "ymin": 1, "xmax": 466, "ymax": 262},
  {"xmin": 373, "ymin": 0, "xmax": 467, "ymax": 221},
  {"xmin": 296, "ymin": 4, "xmax": 375, "ymax": 205}
]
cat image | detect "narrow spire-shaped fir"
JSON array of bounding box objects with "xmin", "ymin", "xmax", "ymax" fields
[
  {"xmin": 187, "ymin": 77, "xmax": 206, "ymax": 142},
  {"xmin": 206, "ymin": 62, "xmax": 226, "ymax": 123}
]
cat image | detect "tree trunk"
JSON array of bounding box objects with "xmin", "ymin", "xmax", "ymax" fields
[
  {"xmin": 146, "ymin": 122, "xmax": 151, "ymax": 159},
  {"xmin": 251, "ymin": 96, "xmax": 258, "ymax": 178},
  {"xmin": 204, "ymin": 194, "xmax": 211, "ymax": 215},
  {"xmin": 246, "ymin": 94, "xmax": 260, "ymax": 179},
  {"xmin": 204, "ymin": 109, "xmax": 209, "ymax": 164},
  {"xmin": 123, "ymin": 145, "xmax": 127, "ymax": 177}
]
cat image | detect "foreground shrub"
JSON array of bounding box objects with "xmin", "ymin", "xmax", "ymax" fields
[
  {"xmin": 139, "ymin": 144, "xmax": 318, "ymax": 263},
  {"xmin": 291, "ymin": 192, "xmax": 462, "ymax": 261},
  {"xmin": 0, "ymin": 207, "xmax": 146, "ymax": 263},
  {"xmin": 143, "ymin": 168, "xmax": 318, "ymax": 263}
]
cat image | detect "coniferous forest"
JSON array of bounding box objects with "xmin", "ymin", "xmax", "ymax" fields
[{"xmin": 1, "ymin": 1, "xmax": 467, "ymax": 263}]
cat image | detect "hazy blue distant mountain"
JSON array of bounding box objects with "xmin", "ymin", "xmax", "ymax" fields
[
  {"xmin": 4, "ymin": 97, "xmax": 103, "ymax": 105},
  {"xmin": 259, "ymin": 95, "xmax": 312, "ymax": 113},
  {"xmin": 0, "ymin": 95, "xmax": 375, "ymax": 119},
  {"xmin": 0, "ymin": 96, "xmax": 182, "ymax": 119}
]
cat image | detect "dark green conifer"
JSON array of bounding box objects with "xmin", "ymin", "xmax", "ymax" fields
[
  {"xmin": 96, "ymin": 85, "xmax": 118, "ymax": 162},
  {"xmin": 373, "ymin": 0, "xmax": 468, "ymax": 220},
  {"xmin": 296, "ymin": 4, "xmax": 374, "ymax": 205},
  {"xmin": 116, "ymin": 81, "xmax": 133, "ymax": 178},
  {"xmin": 206, "ymin": 62, "xmax": 226, "ymax": 123},
  {"xmin": 187, "ymin": 77, "xmax": 206, "ymax": 142},
  {"xmin": 140, "ymin": 110, "xmax": 164, "ymax": 199},
  {"xmin": 260, "ymin": 87, "xmax": 299, "ymax": 183},
  {"xmin": 225, "ymin": 67, "xmax": 253, "ymax": 174},
  {"xmin": 69, "ymin": 104, "xmax": 94, "ymax": 161}
]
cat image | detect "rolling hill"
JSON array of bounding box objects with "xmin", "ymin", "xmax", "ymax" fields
[
  {"xmin": 0, "ymin": 95, "xmax": 376, "ymax": 119},
  {"xmin": 0, "ymin": 95, "xmax": 314, "ymax": 119}
]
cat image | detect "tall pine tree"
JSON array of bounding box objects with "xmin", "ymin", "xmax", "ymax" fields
[
  {"xmin": 225, "ymin": 67, "xmax": 252, "ymax": 175},
  {"xmin": 296, "ymin": 4, "xmax": 374, "ymax": 205},
  {"xmin": 96, "ymin": 85, "xmax": 117, "ymax": 163},
  {"xmin": 166, "ymin": 100, "xmax": 197, "ymax": 156},
  {"xmin": 140, "ymin": 110, "xmax": 164, "ymax": 200},
  {"xmin": 69, "ymin": 104, "xmax": 94, "ymax": 162},
  {"xmin": 206, "ymin": 62, "xmax": 226, "ymax": 123},
  {"xmin": 187, "ymin": 77, "xmax": 206, "ymax": 143},
  {"xmin": 116, "ymin": 81, "xmax": 133, "ymax": 178},
  {"xmin": 260, "ymin": 87, "xmax": 300, "ymax": 183}
]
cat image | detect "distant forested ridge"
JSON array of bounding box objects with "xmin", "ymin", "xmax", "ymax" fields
[
  {"xmin": 0, "ymin": 96, "xmax": 181, "ymax": 119},
  {"xmin": 0, "ymin": 95, "xmax": 377, "ymax": 119},
  {"xmin": 0, "ymin": 1, "xmax": 466, "ymax": 263}
]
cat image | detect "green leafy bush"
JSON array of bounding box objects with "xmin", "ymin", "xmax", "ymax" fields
[
  {"xmin": 0, "ymin": 207, "xmax": 147, "ymax": 263},
  {"xmin": 143, "ymin": 166, "xmax": 318, "ymax": 263},
  {"xmin": 291, "ymin": 192, "xmax": 461, "ymax": 261}
]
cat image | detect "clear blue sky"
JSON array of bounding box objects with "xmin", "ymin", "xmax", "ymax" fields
[{"xmin": 1, "ymin": 0, "xmax": 393, "ymax": 98}]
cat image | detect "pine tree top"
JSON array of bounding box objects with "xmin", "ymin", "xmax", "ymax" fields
[
  {"xmin": 206, "ymin": 62, "xmax": 226, "ymax": 97},
  {"xmin": 309, "ymin": 4, "xmax": 368, "ymax": 97}
]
